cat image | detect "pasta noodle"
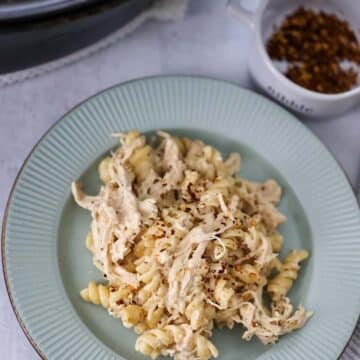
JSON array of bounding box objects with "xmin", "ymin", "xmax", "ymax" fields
[
  {"xmin": 98, "ymin": 156, "xmax": 112, "ymax": 183},
  {"xmin": 119, "ymin": 304, "xmax": 145, "ymax": 328},
  {"xmin": 72, "ymin": 131, "xmax": 312, "ymax": 360},
  {"xmin": 85, "ymin": 232, "xmax": 93, "ymax": 251},
  {"xmin": 267, "ymin": 249, "xmax": 309, "ymax": 301},
  {"xmin": 80, "ymin": 281, "xmax": 109, "ymax": 308}
]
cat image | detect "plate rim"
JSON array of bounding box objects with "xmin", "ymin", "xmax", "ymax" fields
[{"xmin": 2, "ymin": 75, "xmax": 360, "ymax": 360}]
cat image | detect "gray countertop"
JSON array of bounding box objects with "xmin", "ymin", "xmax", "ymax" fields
[{"xmin": 0, "ymin": 1, "xmax": 359, "ymax": 359}]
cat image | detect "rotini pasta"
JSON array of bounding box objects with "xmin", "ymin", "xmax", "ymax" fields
[
  {"xmin": 98, "ymin": 156, "xmax": 112, "ymax": 183},
  {"xmin": 80, "ymin": 281, "xmax": 109, "ymax": 308},
  {"xmin": 195, "ymin": 335, "xmax": 219, "ymax": 360},
  {"xmin": 128, "ymin": 144, "xmax": 153, "ymax": 181},
  {"xmin": 267, "ymin": 249, "xmax": 309, "ymax": 301},
  {"xmin": 85, "ymin": 232, "xmax": 93, "ymax": 251},
  {"xmin": 135, "ymin": 328, "xmax": 174, "ymax": 359},
  {"xmin": 119, "ymin": 304, "xmax": 145, "ymax": 328},
  {"xmin": 72, "ymin": 131, "xmax": 311, "ymax": 360},
  {"xmin": 269, "ymin": 231, "xmax": 284, "ymax": 253}
]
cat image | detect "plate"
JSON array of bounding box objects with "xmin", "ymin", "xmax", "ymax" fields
[{"xmin": 3, "ymin": 76, "xmax": 360, "ymax": 360}]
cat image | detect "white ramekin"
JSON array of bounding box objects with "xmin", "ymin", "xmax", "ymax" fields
[{"xmin": 228, "ymin": 0, "xmax": 360, "ymax": 118}]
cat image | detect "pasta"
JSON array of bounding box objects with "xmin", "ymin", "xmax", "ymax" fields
[
  {"xmin": 98, "ymin": 156, "xmax": 112, "ymax": 183},
  {"xmin": 73, "ymin": 131, "xmax": 312, "ymax": 359},
  {"xmin": 267, "ymin": 249, "xmax": 309, "ymax": 301},
  {"xmin": 80, "ymin": 281, "xmax": 109, "ymax": 308}
]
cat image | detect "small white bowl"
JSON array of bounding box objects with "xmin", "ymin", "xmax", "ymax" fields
[{"xmin": 229, "ymin": 0, "xmax": 360, "ymax": 118}]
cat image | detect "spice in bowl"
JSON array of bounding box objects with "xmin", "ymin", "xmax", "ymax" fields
[{"xmin": 266, "ymin": 7, "xmax": 360, "ymax": 94}]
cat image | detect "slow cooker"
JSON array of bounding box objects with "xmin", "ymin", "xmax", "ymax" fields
[{"xmin": 0, "ymin": 0, "xmax": 153, "ymax": 73}]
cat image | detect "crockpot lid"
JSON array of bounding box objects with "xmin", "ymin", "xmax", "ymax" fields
[{"xmin": 0, "ymin": 0, "xmax": 103, "ymax": 20}]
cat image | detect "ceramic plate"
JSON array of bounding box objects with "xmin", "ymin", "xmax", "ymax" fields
[{"xmin": 3, "ymin": 76, "xmax": 360, "ymax": 360}]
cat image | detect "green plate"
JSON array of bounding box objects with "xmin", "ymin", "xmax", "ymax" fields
[{"xmin": 3, "ymin": 76, "xmax": 360, "ymax": 360}]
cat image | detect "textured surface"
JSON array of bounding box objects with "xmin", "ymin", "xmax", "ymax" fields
[
  {"xmin": 3, "ymin": 76, "xmax": 360, "ymax": 360},
  {"xmin": 0, "ymin": 1, "xmax": 359, "ymax": 359}
]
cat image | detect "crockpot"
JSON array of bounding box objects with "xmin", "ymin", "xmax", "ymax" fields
[{"xmin": 0, "ymin": 0, "xmax": 153, "ymax": 73}]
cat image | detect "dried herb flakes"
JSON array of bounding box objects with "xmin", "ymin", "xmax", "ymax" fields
[{"xmin": 266, "ymin": 7, "xmax": 360, "ymax": 94}]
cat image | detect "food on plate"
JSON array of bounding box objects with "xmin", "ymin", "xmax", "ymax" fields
[{"xmin": 72, "ymin": 130, "xmax": 312, "ymax": 360}]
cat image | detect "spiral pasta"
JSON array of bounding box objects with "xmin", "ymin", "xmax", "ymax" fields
[
  {"xmin": 80, "ymin": 282, "xmax": 109, "ymax": 308},
  {"xmin": 128, "ymin": 144, "xmax": 153, "ymax": 182},
  {"xmin": 269, "ymin": 231, "xmax": 283, "ymax": 253},
  {"xmin": 135, "ymin": 328, "xmax": 174, "ymax": 359},
  {"xmin": 234, "ymin": 264, "xmax": 262, "ymax": 284},
  {"xmin": 184, "ymin": 293, "xmax": 209, "ymax": 330},
  {"xmin": 73, "ymin": 130, "xmax": 312, "ymax": 360},
  {"xmin": 109, "ymin": 284, "xmax": 135, "ymax": 307},
  {"xmin": 267, "ymin": 249, "xmax": 309, "ymax": 301},
  {"xmin": 195, "ymin": 335, "xmax": 219, "ymax": 360},
  {"xmin": 98, "ymin": 156, "xmax": 112, "ymax": 183},
  {"xmin": 135, "ymin": 326, "xmax": 219, "ymax": 360},
  {"xmin": 120, "ymin": 304, "xmax": 145, "ymax": 328},
  {"xmin": 136, "ymin": 258, "xmax": 163, "ymax": 304},
  {"xmin": 85, "ymin": 232, "xmax": 93, "ymax": 251}
]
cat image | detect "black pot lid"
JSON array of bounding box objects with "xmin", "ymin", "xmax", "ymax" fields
[{"xmin": 0, "ymin": 0, "xmax": 104, "ymax": 20}]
